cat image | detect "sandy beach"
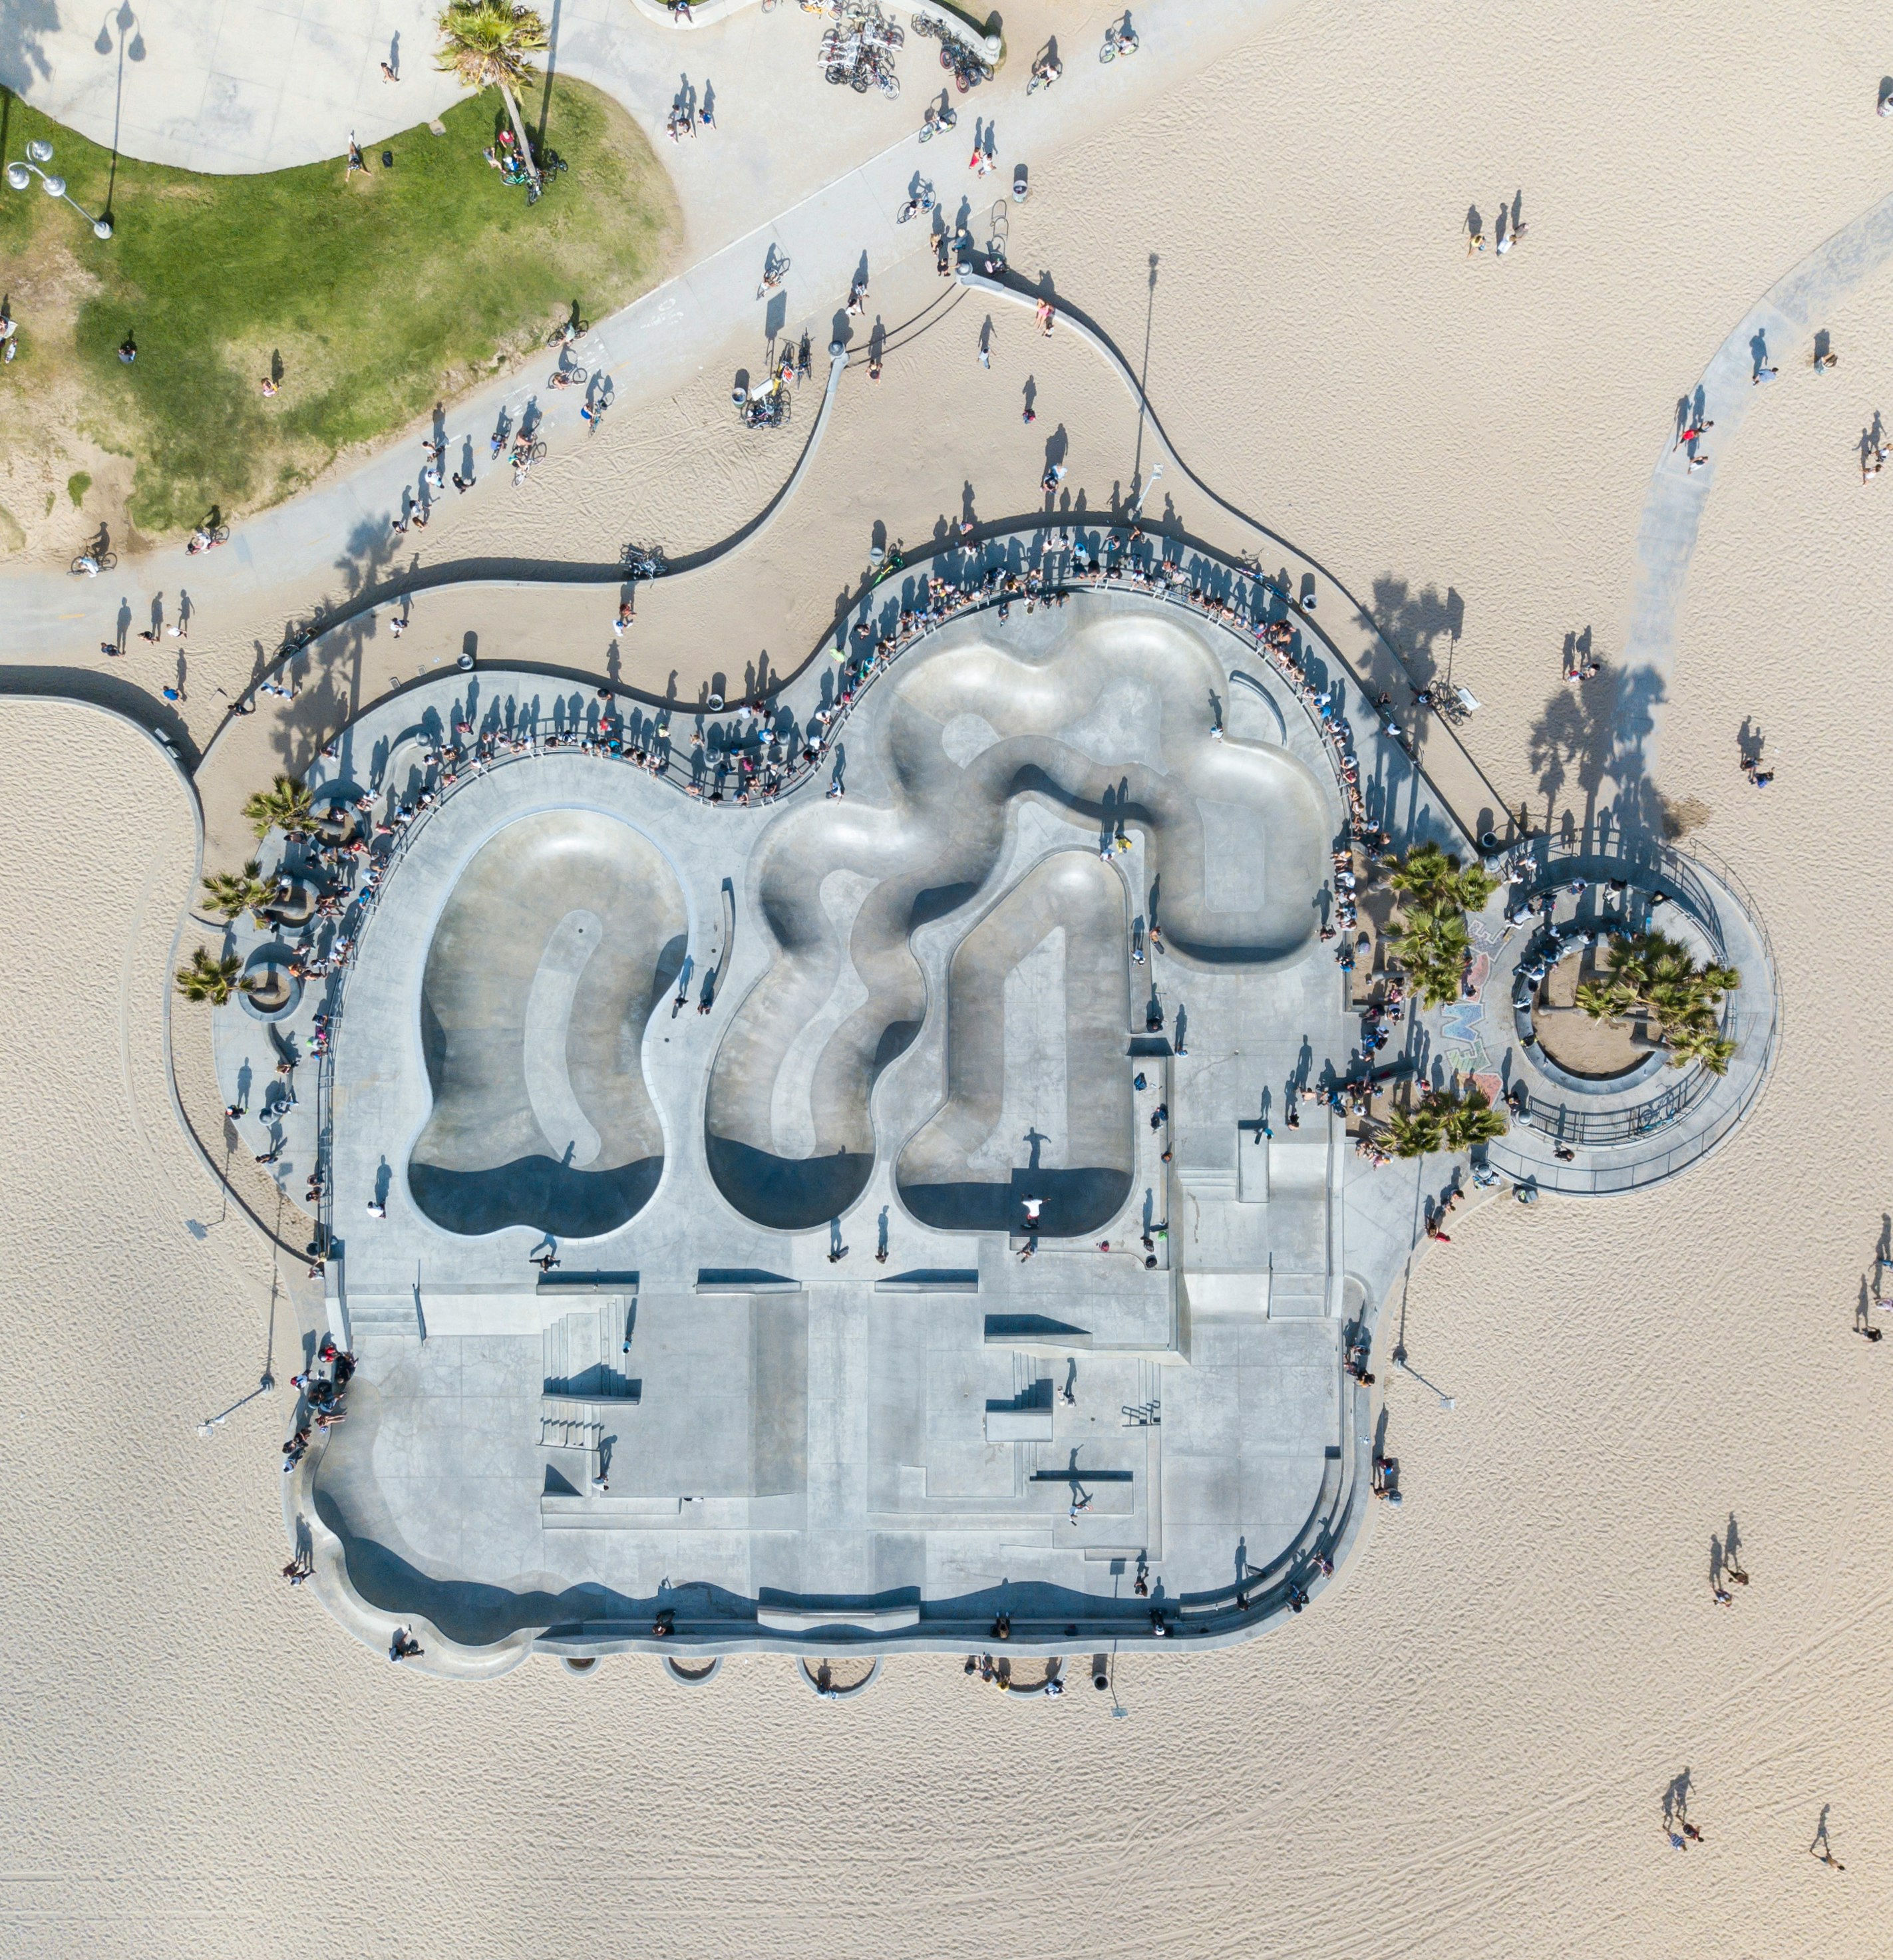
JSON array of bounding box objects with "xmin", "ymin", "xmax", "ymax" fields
[{"xmin": 4, "ymin": 0, "xmax": 1892, "ymax": 1951}]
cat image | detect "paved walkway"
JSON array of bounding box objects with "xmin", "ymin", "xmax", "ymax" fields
[
  {"xmin": 3, "ymin": 0, "xmax": 458, "ymax": 175},
  {"xmin": 0, "ymin": 0, "xmax": 1283, "ymax": 665},
  {"xmin": 1614, "ymin": 179, "xmax": 1893, "ymax": 815}
]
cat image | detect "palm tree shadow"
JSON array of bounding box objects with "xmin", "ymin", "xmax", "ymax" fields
[{"xmin": 1526, "ymin": 660, "xmax": 1670, "ymax": 842}]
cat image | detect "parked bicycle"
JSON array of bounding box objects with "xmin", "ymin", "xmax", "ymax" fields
[{"xmin": 939, "ymin": 33, "xmax": 993, "ymax": 91}]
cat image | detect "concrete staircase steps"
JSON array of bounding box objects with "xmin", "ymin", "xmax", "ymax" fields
[{"xmin": 345, "ymin": 1293, "xmax": 422, "ymax": 1338}]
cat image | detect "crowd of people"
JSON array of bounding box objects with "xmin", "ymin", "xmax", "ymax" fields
[{"xmin": 280, "ymin": 1336, "xmax": 357, "ymax": 1472}]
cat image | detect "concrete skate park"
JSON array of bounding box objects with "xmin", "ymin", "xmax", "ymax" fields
[
  {"xmin": 210, "ymin": 570, "xmax": 1457, "ymax": 1672},
  {"xmin": 200, "ymin": 539, "xmax": 1782, "ymax": 1677}
]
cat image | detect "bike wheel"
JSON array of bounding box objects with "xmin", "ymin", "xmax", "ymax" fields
[
  {"xmin": 529, "ymin": 440, "xmax": 547, "ymax": 462},
  {"xmin": 568, "ymin": 365, "xmax": 589, "ymax": 384},
  {"xmin": 940, "ymin": 46, "xmax": 953, "ymax": 68},
  {"xmin": 919, "ymin": 121, "xmax": 935, "ymax": 141},
  {"xmin": 879, "ymin": 72, "xmax": 900, "ymax": 98},
  {"xmin": 852, "ymin": 68, "xmax": 870, "ymax": 91},
  {"xmin": 99, "ymin": 550, "xmax": 119, "ymax": 570},
  {"xmin": 1099, "ymin": 41, "xmax": 1116, "ymax": 62},
  {"xmin": 210, "ymin": 527, "xmax": 229, "ymax": 546}
]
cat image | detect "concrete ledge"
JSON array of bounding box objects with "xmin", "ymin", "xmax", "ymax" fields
[
  {"xmin": 758, "ymin": 1604, "xmax": 920, "ymax": 1633},
  {"xmin": 697, "ymin": 1267, "xmax": 802, "ymax": 1293}
]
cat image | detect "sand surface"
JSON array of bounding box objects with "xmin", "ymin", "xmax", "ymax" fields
[{"xmin": 5, "ymin": 0, "xmax": 1893, "ymax": 1952}]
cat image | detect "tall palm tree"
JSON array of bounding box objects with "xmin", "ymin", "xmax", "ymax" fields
[
  {"xmin": 243, "ymin": 774, "xmax": 313, "ymax": 840},
  {"xmin": 1393, "ymin": 903, "xmax": 1473, "ymax": 1009},
  {"xmin": 1383, "ymin": 840, "xmax": 1498, "ymax": 915},
  {"xmin": 176, "ymin": 946, "xmax": 252, "ymax": 1006},
  {"xmin": 1663, "ymin": 1017, "xmax": 1738, "ymax": 1076},
  {"xmin": 1575, "ymin": 930, "xmax": 1740, "ymax": 1070},
  {"xmin": 201, "ymin": 860, "xmax": 273, "ymax": 924},
  {"xmin": 1385, "ymin": 1104, "xmax": 1444, "ymax": 1159},
  {"xmin": 1435, "ymin": 1085, "xmax": 1509, "ymax": 1151},
  {"xmin": 437, "ymin": 0, "xmax": 550, "ymax": 184}
]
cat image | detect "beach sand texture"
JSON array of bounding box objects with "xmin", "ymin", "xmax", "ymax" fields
[{"xmin": 5, "ymin": 0, "xmax": 1893, "ymax": 1953}]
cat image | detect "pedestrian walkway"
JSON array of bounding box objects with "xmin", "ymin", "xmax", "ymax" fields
[{"xmin": 0, "ymin": 0, "xmax": 1284, "ymax": 666}]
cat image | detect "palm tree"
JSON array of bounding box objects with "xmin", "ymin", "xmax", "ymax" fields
[
  {"xmin": 1393, "ymin": 903, "xmax": 1474, "ymax": 1009},
  {"xmin": 437, "ymin": 0, "xmax": 550, "ymax": 184},
  {"xmin": 1434, "ymin": 1085, "xmax": 1509, "ymax": 1151},
  {"xmin": 1383, "ymin": 840, "xmax": 1498, "ymax": 915},
  {"xmin": 243, "ymin": 774, "xmax": 313, "ymax": 840},
  {"xmin": 201, "ymin": 860, "xmax": 273, "ymax": 924},
  {"xmin": 175, "ymin": 946, "xmax": 252, "ymax": 1006},
  {"xmin": 1575, "ymin": 930, "xmax": 1740, "ymax": 1069},
  {"xmin": 1385, "ymin": 1104, "xmax": 1443, "ymax": 1159},
  {"xmin": 1574, "ymin": 973, "xmax": 1637, "ymax": 1023},
  {"xmin": 1663, "ymin": 1017, "xmax": 1738, "ymax": 1076}
]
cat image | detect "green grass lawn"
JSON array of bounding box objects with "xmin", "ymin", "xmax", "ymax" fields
[{"xmin": 0, "ymin": 81, "xmax": 679, "ymax": 536}]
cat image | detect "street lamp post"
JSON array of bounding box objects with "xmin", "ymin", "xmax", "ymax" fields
[{"xmin": 5, "ymin": 139, "xmax": 113, "ymax": 240}]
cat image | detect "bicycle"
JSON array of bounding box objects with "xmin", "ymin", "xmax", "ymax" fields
[
  {"xmin": 547, "ymin": 319, "xmax": 590, "ymax": 348},
  {"xmin": 547, "ymin": 365, "xmax": 590, "ymax": 388},
  {"xmin": 896, "ymin": 181, "xmax": 935, "ymax": 222},
  {"xmin": 186, "ymin": 524, "xmax": 230, "ymax": 556},
  {"xmin": 1027, "ymin": 54, "xmax": 1063, "ymax": 94},
  {"xmin": 919, "ymin": 98, "xmax": 957, "ymax": 140},
  {"xmin": 757, "ymin": 251, "xmax": 790, "ymax": 297},
  {"xmin": 71, "ymin": 550, "xmax": 117, "ymax": 576},
  {"xmin": 622, "ymin": 545, "xmax": 667, "ymax": 579},
  {"xmin": 1099, "ymin": 19, "xmax": 1139, "ymax": 61}
]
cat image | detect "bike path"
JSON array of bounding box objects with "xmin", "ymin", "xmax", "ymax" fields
[{"xmin": 1, "ymin": 0, "xmax": 1284, "ymax": 674}]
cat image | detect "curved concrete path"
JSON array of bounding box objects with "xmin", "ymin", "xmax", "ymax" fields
[
  {"xmin": 1476, "ymin": 833, "xmax": 1779, "ymax": 1196},
  {"xmin": 0, "ymin": 0, "xmax": 1286, "ymax": 664},
  {"xmin": 1612, "ymin": 182, "xmax": 1893, "ymax": 809},
  {"xmin": 961, "ymin": 267, "xmax": 1509, "ymax": 840}
]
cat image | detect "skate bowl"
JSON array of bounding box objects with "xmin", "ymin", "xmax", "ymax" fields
[
  {"xmin": 896, "ymin": 850, "xmax": 1134, "ymax": 1236},
  {"xmin": 705, "ymin": 609, "xmax": 1332, "ymax": 1233},
  {"xmin": 409, "ymin": 807, "xmax": 687, "ymax": 1237}
]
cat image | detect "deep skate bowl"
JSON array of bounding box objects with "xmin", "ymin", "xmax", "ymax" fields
[
  {"xmin": 410, "ymin": 808, "xmax": 687, "ymax": 1237},
  {"xmin": 706, "ymin": 607, "xmax": 1333, "ymax": 1233},
  {"xmin": 897, "ymin": 850, "xmax": 1133, "ymax": 1235}
]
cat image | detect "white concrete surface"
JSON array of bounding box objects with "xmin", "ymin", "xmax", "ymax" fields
[{"xmin": 1, "ymin": 0, "xmax": 460, "ymax": 175}]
